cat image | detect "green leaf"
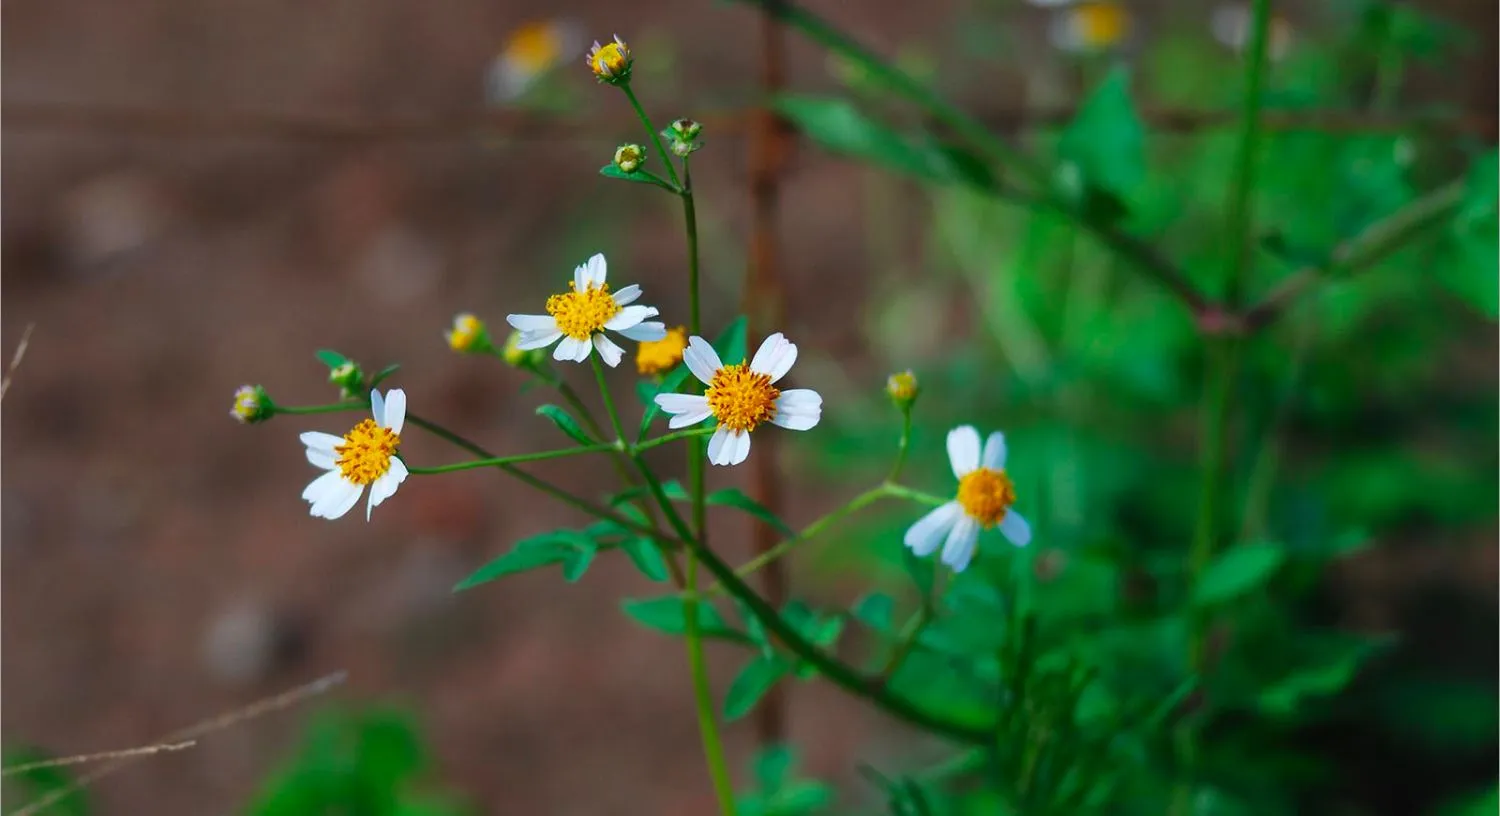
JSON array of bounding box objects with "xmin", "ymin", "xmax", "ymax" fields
[
  {"xmin": 535, "ymin": 404, "xmax": 597, "ymax": 446},
  {"xmin": 599, "ymin": 164, "xmax": 675, "ymax": 192},
  {"xmin": 713, "ymin": 315, "xmax": 749, "ymax": 365},
  {"xmin": 619, "ymin": 537, "xmax": 669, "ymax": 582},
  {"xmin": 621, "ymin": 597, "xmax": 751, "ymax": 644},
  {"xmin": 753, "ymin": 744, "xmax": 797, "ymax": 792},
  {"xmin": 1057, "ymin": 66, "xmax": 1145, "ymax": 204},
  {"xmin": 369, "ymin": 363, "xmax": 401, "ymax": 388},
  {"xmin": 315, "ymin": 349, "xmax": 349, "ymax": 369},
  {"xmin": 852, "ymin": 592, "xmax": 895, "ymax": 634},
  {"xmin": 1257, "ymin": 635, "xmax": 1387, "ymax": 717},
  {"xmin": 1192, "ymin": 542, "xmax": 1287, "ymax": 606},
  {"xmin": 637, "ymin": 364, "xmax": 692, "ymax": 437},
  {"xmin": 705, "ymin": 488, "xmax": 795, "ymax": 536},
  {"xmin": 454, "ymin": 531, "xmax": 595, "ymax": 591},
  {"xmin": 562, "ymin": 543, "xmax": 597, "ymax": 582},
  {"xmin": 724, "ymin": 656, "xmax": 793, "ymax": 721}
]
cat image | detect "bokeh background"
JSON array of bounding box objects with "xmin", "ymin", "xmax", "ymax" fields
[{"xmin": 3, "ymin": 1, "xmax": 1496, "ymax": 814}]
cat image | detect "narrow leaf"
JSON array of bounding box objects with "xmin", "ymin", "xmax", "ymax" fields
[
  {"xmin": 724, "ymin": 656, "xmax": 793, "ymax": 721},
  {"xmin": 369, "ymin": 363, "xmax": 401, "ymax": 388},
  {"xmin": 315, "ymin": 349, "xmax": 349, "ymax": 369},
  {"xmin": 1192, "ymin": 541, "xmax": 1287, "ymax": 606},
  {"xmin": 713, "ymin": 316, "xmax": 749, "ymax": 366},
  {"xmin": 621, "ymin": 597, "xmax": 751, "ymax": 644},
  {"xmin": 562, "ymin": 544, "xmax": 597, "ymax": 582},
  {"xmin": 705, "ymin": 488, "xmax": 795, "ymax": 536},
  {"xmin": 619, "ymin": 537, "xmax": 670, "ymax": 582},
  {"xmin": 454, "ymin": 531, "xmax": 594, "ymax": 591},
  {"xmin": 536, "ymin": 404, "xmax": 597, "ymax": 446}
]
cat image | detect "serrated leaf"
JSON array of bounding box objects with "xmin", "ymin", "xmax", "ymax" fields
[
  {"xmin": 724, "ymin": 656, "xmax": 793, "ymax": 721},
  {"xmin": 619, "ymin": 537, "xmax": 670, "ymax": 582},
  {"xmin": 536, "ymin": 404, "xmax": 597, "ymax": 446},
  {"xmin": 315, "ymin": 349, "xmax": 349, "ymax": 369},
  {"xmin": 1192, "ymin": 541, "xmax": 1287, "ymax": 606},
  {"xmin": 706, "ymin": 488, "xmax": 795, "ymax": 536},
  {"xmin": 621, "ymin": 596, "xmax": 751, "ymax": 644}
]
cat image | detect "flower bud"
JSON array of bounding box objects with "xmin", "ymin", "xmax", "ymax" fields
[
  {"xmin": 614, "ymin": 143, "xmax": 646, "ymax": 174},
  {"xmin": 329, "ymin": 361, "xmax": 365, "ymax": 399},
  {"xmin": 886, "ymin": 370, "xmax": 919, "ymax": 409},
  {"xmin": 586, "ymin": 35, "xmax": 633, "ymax": 84},
  {"xmin": 669, "ymin": 118, "xmax": 702, "ymax": 141},
  {"xmin": 501, "ymin": 330, "xmax": 549, "ymax": 371},
  {"xmin": 230, "ymin": 384, "xmax": 273, "ymax": 424},
  {"xmin": 635, "ymin": 325, "xmax": 688, "ymax": 377}
]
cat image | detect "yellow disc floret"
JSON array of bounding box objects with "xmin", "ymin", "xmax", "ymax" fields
[
  {"xmin": 706, "ymin": 363, "xmax": 780, "ymax": 432},
  {"xmin": 956, "ymin": 467, "xmax": 1017, "ymax": 528},
  {"xmin": 335, "ymin": 418, "xmax": 401, "ymax": 485},
  {"xmin": 546, "ymin": 282, "xmax": 621, "ymax": 340},
  {"xmin": 636, "ymin": 326, "xmax": 688, "ymax": 376}
]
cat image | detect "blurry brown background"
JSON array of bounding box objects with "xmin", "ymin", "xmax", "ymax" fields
[{"xmin": 3, "ymin": 0, "xmax": 1496, "ymax": 814}]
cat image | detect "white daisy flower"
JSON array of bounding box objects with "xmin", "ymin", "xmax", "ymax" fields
[
  {"xmin": 300, "ymin": 388, "xmax": 410, "ymax": 521},
  {"xmin": 505, "ymin": 253, "xmax": 667, "ymax": 367},
  {"xmin": 653, "ymin": 332, "xmax": 822, "ymax": 467},
  {"xmin": 903, "ymin": 425, "xmax": 1032, "ymax": 573}
]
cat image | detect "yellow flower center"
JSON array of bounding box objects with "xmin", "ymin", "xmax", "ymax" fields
[
  {"xmin": 590, "ymin": 42, "xmax": 629, "ymax": 78},
  {"xmin": 546, "ymin": 282, "xmax": 620, "ymax": 340},
  {"xmin": 706, "ymin": 363, "xmax": 780, "ymax": 433},
  {"xmin": 335, "ymin": 418, "xmax": 401, "ymax": 486},
  {"xmin": 636, "ymin": 326, "xmax": 688, "ymax": 376},
  {"xmin": 886, "ymin": 371, "xmax": 918, "ymax": 402},
  {"xmin": 956, "ymin": 467, "xmax": 1016, "ymax": 528}
]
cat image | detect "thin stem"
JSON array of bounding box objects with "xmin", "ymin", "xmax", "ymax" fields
[
  {"xmin": 681, "ymin": 157, "xmax": 707, "ymax": 546},
  {"xmin": 405, "ymin": 443, "xmax": 617, "ymax": 474},
  {"xmin": 633, "ymin": 426, "xmax": 715, "ymax": 453},
  {"xmin": 1222, "ymin": 0, "xmax": 1273, "ymax": 307},
  {"xmin": 621, "ymin": 83, "xmax": 681, "ymax": 188},
  {"xmin": 589, "ymin": 355, "xmax": 630, "ymax": 446},
  {"xmin": 885, "ymin": 409, "xmax": 914, "ymax": 483},
  {"xmin": 273, "ymin": 402, "xmax": 364, "ymax": 416}
]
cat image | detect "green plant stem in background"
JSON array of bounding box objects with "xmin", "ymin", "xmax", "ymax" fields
[
  {"xmin": 621, "ymin": 83, "xmax": 681, "ymax": 189},
  {"xmin": 406, "ymin": 443, "xmax": 618, "ymax": 474},
  {"xmin": 885, "ymin": 408, "xmax": 913, "ymax": 483},
  {"xmin": 272, "ymin": 402, "xmax": 365, "ymax": 417},
  {"xmin": 1222, "ymin": 0, "xmax": 1273, "ymax": 308}
]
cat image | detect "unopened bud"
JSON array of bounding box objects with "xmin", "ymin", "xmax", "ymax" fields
[
  {"xmin": 886, "ymin": 370, "xmax": 919, "ymax": 409},
  {"xmin": 614, "ymin": 143, "xmax": 646, "ymax": 174},
  {"xmin": 230, "ymin": 384, "xmax": 273, "ymax": 424}
]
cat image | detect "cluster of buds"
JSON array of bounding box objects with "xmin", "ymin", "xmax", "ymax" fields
[{"xmin": 662, "ymin": 118, "xmax": 703, "ymax": 158}]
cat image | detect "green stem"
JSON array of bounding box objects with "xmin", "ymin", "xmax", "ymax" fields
[
  {"xmin": 621, "ymin": 83, "xmax": 681, "ymax": 189},
  {"xmin": 885, "ymin": 409, "xmax": 914, "ymax": 483},
  {"xmin": 406, "ymin": 444, "xmax": 617, "ymax": 474},
  {"xmin": 273, "ymin": 402, "xmax": 364, "ymax": 416},
  {"xmin": 882, "ymin": 483, "xmax": 948, "ymax": 507},
  {"xmin": 589, "ymin": 355, "xmax": 630, "ymax": 446},
  {"xmin": 1222, "ymin": 0, "xmax": 1273, "ymax": 307},
  {"xmin": 708, "ymin": 484, "xmax": 893, "ymax": 595},
  {"xmin": 634, "ymin": 426, "xmax": 716, "ymax": 453}
]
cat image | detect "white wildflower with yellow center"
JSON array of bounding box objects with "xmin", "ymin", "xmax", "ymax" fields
[
  {"xmin": 505, "ymin": 253, "xmax": 666, "ymax": 367},
  {"xmin": 300, "ymin": 389, "xmax": 409, "ymax": 521},
  {"xmin": 904, "ymin": 425, "xmax": 1031, "ymax": 573},
  {"xmin": 486, "ymin": 19, "xmax": 582, "ymax": 103},
  {"xmin": 1050, "ymin": 2, "xmax": 1131, "ymax": 54},
  {"xmin": 654, "ymin": 332, "xmax": 822, "ymax": 467}
]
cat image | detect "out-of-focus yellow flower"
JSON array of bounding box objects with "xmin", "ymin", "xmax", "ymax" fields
[
  {"xmin": 486, "ymin": 19, "xmax": 583, "ymax": 103},
  {"xmin": 636, "ymin": 325, "xmax": 688, "ymax": 376},
  {"xmin": 1050, "ymin": 2, "xmax": 1132, "ymax": 54},
  {"xmin": 445, "ymin": 313, "xmax": 490, "ymax": 354},
  {"xmin": 586, "ymin": 35, "xmax": 633, "ymax": 84}
]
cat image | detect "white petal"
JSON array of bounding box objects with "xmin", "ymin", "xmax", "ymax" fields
[
  {"xmin": 668, "ymin": 408, "xmax": 713, "ymax": 429},
  {"xmin": 982, "ymin": 431, "xmax": 1007, "ymax": 470},
  {"xmin": 573, "ymin": 257, "xmax": 591, "ymax": 290},
  {"xmin": 300, "ymin": 431, "xmax": 343, "ymax": 454},
  {"xmin": 381, "ymin": 389, "xmax": 407, "ymax": 434},
  {"xmin": 904, "ymin": 502, "xmax": 961, "ymax": 557},
  {"xmin": 516, "ymin": 329, "xmax": 562, "ymax": 350},
  {"xmin": 593, "ymin": 334, "xmax": 625, "ymax": 368},
  {"xmin": 776, "ymin": 388, "xmax": 821, "ymax": 411},
  {"xmin": 553, "ymin": 335, "xmax": 588, "ymax": 363},
  {"xmin": 683, "ymin": 336, "xmax": 723, "ymax": 385},
  {"xmin": 726, "ymin": 429, "xmax": 752, "ymax": 465},
  {"xmin": 617, "ymin": 321, "xmax": 667, "ymax": 341},
  {"xmin": 586, "ymin": 253, "xmax": 608, "ymax": 285},
  {"xmin": 604, "ymin": 305, "xmax": 658, "ymax": 331},
  {"xmin": 707, "ymin": 425, "xmax": 733, "ymax": 465},
  {"xmin": 571, "ymin": 334, "xmax": 594, "ymax": 361},
  {"xmin": 367, "ymin": 458, "xmax": 409, "ymax": 520},
  {"xmin": 507, "ymin": 313, "xmax": 556, "ymax": 332},
  {"xmin": 750, "ymin": 333, "xmax": 798, "ymax": 383},
  {"xmin": 302, "ymin": 469, "xmax": 343, "ymax": 502},
  {"xmin": 947, "ymin": 425, "xmax": 981, "ymax": 478},
  {"xmin": 369, "ymin": 389, "xmax": 385, "ymax": 423},
  {"xmin": 312, "ymin": 479, "xmax": 363, "ymax": 520},
  {"xmin": 939, "ymin": 516, "xmax": 980, "ymax": 572},
  {"xmin": 656, "ymin": 393, "xmax": 709, "ymax": 415},
  {"xmin": 306, "ymin": 447, "xmax": 337, "ymax": 470},
  {"xmin": 612, "ymin": 284, "xmax": 642, "ymax": 305},
  {"xmin": 999, "ymin": 511, "xmax": 1032, "ymax": 547}
]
